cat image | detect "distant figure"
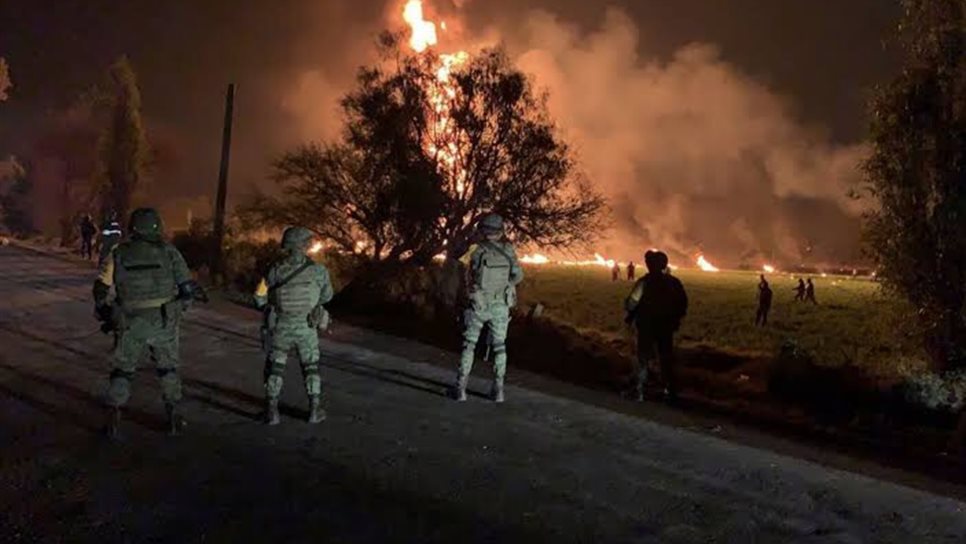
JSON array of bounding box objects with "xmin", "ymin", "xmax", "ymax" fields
[
  {"xmin": 611, "ymin": 262, "xmax": 620, "ymax": 282},
  {"xmin": 624, "ymin": 250, "xmax": 688, "ymax": 403},
  {"xmin": 793, "ymin": 278, "xmax": 806, "ymax": 302},
  {"xmin": 79, "ymin": 214, "xmax": 96, "ymax": 260},
  {"xmin": 805, "ymin": 278, "xmax": 817, "ymax": 304},
  {"xmin": 98, "ymin": 212, "xmax": 123, "ymax": 266},
  {"xmin": 627, "ymin": 261, "xmax": 636, "ymax": 281},
  {"xmin": 756, "ymin": 274, "xmax": 772, "ymax": 326}
]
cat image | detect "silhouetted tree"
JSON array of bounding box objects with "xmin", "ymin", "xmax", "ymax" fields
[
  {"xmin": 863, "ymin": 0, "xmax": 966, "ymax": 371},
  {"xmin": 96, "ymin": 56, "xmax": 148, "ymax": 222},
  {"xmin": 242, "ymin": 34, "xmax": 604, "ymax": 264},
  {"xmin": 0, "ymin": 157, "xmax": 34, "ymax": 235}
]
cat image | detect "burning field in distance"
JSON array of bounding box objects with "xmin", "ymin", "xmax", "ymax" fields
[{"xmin": 515, "ymin": 264, "xmax": 923, "ymax": 380}]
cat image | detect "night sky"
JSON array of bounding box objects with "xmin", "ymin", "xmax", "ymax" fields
[{"xmin": 0, "ymin": 0, "xmax": 903, "ymax": 261}]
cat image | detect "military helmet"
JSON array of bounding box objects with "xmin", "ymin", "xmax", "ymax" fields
[
  {"xmin": 644, "ymin": 250, "xmax": 668, "ymax": 273},
  {"xmin": 478, "ymin": 214, "xmax": 504, "ymax": 235},
  {"xmin": 129, "ymin": 208, "xmax": 163, "ymax": 241},
  {"xmin": 281, "ymin": 226, "xmax": 314, "ymax": 251}
]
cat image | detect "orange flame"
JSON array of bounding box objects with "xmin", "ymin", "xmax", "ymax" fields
[
  {"xmin": 402, "ymin": 0, "xmax": 470, "ymax": 197},
  {"xmin": 762, "ymin": 264, "xmax": 776, "ymax": 273},
  {"xmin": 308, "ymin": 241, "xmax": 324, "ymax": 255},
  {"xmin": 696, "ymin": 254, "xmax": 720, "ymax": 272},
  {"xmin": 403, "ymin": 0, "xmax": 437, "ymax": 52},
  {"xmin": 520, "ymin": 253, "xmax": 550, "ymax": 265}
]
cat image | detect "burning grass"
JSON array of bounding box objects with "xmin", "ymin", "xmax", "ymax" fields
[{"xmin": 516, "ymin": 265, "xmax": 925, "ymax": 380}]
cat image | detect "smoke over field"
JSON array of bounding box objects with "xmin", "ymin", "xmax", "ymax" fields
[{"xmin": 285, "ymin": 1, "xmax": 871, "ymax": 268}]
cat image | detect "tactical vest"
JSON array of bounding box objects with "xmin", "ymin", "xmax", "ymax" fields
[
  {"xmin": 475, "ymin": 242, "xmax": 513, "ymax": 301},
  {"xmin": 113, "ymin": 240, "xmax": 178, "ymax": 310},
  {"xmin": 270, "ymin": 257, "xmax": 321, "ymax": 319}
]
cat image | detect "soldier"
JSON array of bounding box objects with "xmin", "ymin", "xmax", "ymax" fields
[
  {"xmin": 624, "ymin": 250, "xmax": 688, "ymax": 403},
  {"xmin": 805, "ymin": 278, "xmax": 817, "ymax": 304},
  {"xmin": 93, "ymin": 208, "xmax": 199, "ymax": 438},
  {"xmin": 755, "ymin": 274, "xmax": 772, "ymax": 326},
  {"xmin": 79, "ymin": 214, "xmax": 96, "ymax": 260},
  {"xmin": 627, "ymin": 261, "xmax": 636, "ymax": 281},
  {"xmin": 253, "ymin": 227, "xmax": 333, "ymax": 425},
  {"xmin": 453, "ymin": 214, "xmax": 523, "ymax": 403},
  {"xmin": 611, "ymin": 261, "xmax": 620, "ymax": 282},
  {"xmin": 793, "ymin": 278, "xmax": 806, "ymax": 302},
  {"xmin": 98, "ymin": 211, "xmax": 123, "ymax": 266}
]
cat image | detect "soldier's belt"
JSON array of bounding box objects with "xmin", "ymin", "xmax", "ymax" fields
[{"xmin": 122, "ymin": 297, "xmax": 175, "ymax": 310}]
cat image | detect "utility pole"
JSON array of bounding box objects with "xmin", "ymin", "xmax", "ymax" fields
[{"xmin": 212, "ymin": 83, "xmax": 235, "ymax": 283}]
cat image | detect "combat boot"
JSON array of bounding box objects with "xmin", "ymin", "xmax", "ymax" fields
[
  {"xmin": 452, "ymin": 374, "xmax": 468, "ymax": 402},
  {"xmin": 165, "ymin": 403, "xmax": 186, "ymax": 436},
  {"xmin": 491, "ymin": 379, "xmax": 505, "ymax": 403},
  {"xmin": 265, "ymin": 398, "xmax": 281, "ymax": 426},
  {"xmin": 105, "ymin": 406, "xmax": 122, "ymax": 441},
  {"xmin": 308, "ymin": 395, "xmax": 326, "ymax": 424}
]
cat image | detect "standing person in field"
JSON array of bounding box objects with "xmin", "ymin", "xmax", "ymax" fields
[
  {"xmin": 453, "ymin": 214, "xmax": 524, "ymax": 403},
  {"xmin": 254, "ymin": 226, "xmax": 334, "ymax": 425},
  {"xmin": 805, "ymin": 278, "xmax": 817, "ymax": 304},
  {"xmin": 627, "ymin": 261, "xmax": 636, "ymax": 281},
  {"xmin": 79, "ymin": 214, "xmax": 96, "ymax": 260},
  {"xmin": 624, "ymin": 250, "xmax": 688, "ymax": 403},
  {"xmin": 755, "ymin": 274, "xmax": 772, "ymax": 326},
  {"xmin": 793, "ymin": 278, "xmax": 806, "ymax": 302},
  {"xmin": 611, "ymin": 261, "xmax": 620, "ymax": 282}
]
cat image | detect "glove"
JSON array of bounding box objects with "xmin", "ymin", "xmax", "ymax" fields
[
  {"xmin": 95, "ymin": 304, "xmax": 113, "ymax": 323},
  {"xmin": 95, "ymin": 304, "xmax": 116, "ymax": 334}
]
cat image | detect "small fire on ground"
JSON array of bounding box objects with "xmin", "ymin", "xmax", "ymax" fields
[{"xmin": 695, "ymin": 254, "xmax": 720, "ymax": 272}]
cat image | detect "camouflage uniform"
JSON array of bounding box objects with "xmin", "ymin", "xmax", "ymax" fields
[
  {"xmin": 454, "ymin": 214, "xmax": 523, "ymax": 403},
  {"xmin": 254, "ymin": 227, "xmax": 333, "ymax": 425},
  {"xmin": 93, "ymin": 208, "xmax": 196, "ymax": 437},
  {"xmin": 624, "ymin": 250, "xmax": 688, "ymax": 402}
]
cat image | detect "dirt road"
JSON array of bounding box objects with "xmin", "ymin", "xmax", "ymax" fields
[{"xmin": 1, "ymin": 244, "xmax": 964, "ymax": 543}]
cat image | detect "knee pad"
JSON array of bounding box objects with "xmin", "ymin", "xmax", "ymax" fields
[
  {"xmin": 491, "ymin": 342, "xmax": 507, "ymax": 355},
  {"xmin": 265, "ymin": 375, "xmax": 284, "ymax": 398},
  {"xmin": 156, "ymin": 367, "xmax": 178, "ymax": 378},
  {"xmin": 305, "ymin": 374, "xmax": 322, "ymax": 396}
]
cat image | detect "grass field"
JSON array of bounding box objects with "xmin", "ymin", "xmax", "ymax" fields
[{"xmin": 516, "ymin": 265, "xmax": 926, "ymax": 379}]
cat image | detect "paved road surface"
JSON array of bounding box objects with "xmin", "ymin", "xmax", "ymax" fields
[{"xmin": 1, "ymin": 243, "xmax": 964, "ymax": 543}]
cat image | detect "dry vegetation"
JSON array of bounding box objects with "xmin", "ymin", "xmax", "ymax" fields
[{"xmin": 516, "ymin": 265, "xmax": 926, "ymax": 380}]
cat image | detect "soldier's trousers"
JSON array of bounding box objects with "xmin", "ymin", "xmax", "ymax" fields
[
  {"xmin": 459, "ymin": 303, "xmax": 511, "ymax": 381},
  {"xmin": 107, "ymin": 309, "xmax": 182, "ymax": 407},
  {"xmin": 635, "ymin": 326, "xmax": 677, "ymax": 394},
  {"xmin": 265, "ymin": 323, "xmax": 321, "ymax": 399}
]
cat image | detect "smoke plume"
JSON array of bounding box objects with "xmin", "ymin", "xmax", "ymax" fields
[{"xmin": 503, "ymin": 9, "xmax": 867, "ymax": 266}]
